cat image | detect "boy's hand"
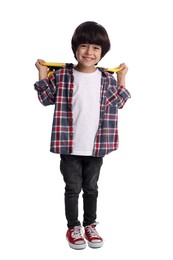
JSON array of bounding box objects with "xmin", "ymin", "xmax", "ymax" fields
[
  {"xmin": 116, "ymin": 63, "xmax": 128, "ymax": 87},
  {"xmin": 35, "ymin": 59, "xmax": 48, "ymax": 80}
]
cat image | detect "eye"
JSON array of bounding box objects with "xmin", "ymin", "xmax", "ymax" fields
[
  {"xmin": 80, "ymin": 44, "xmax": 87, "ymax": 48},
  {"xmin": 94, "ymin": 45, "xmax": 101, "ymax": 50}
]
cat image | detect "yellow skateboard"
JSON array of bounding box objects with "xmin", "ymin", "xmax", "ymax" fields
[{"xmin": 41, "ymin": 62, "xmax": 123, "ymax": 77}]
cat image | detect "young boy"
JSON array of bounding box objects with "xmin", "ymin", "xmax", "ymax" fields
[{"xmin": 34, "ymin": 21, "xmax": 131, "ymax": 250}]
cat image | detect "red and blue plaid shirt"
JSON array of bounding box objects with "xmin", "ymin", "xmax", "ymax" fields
[{"xmin": 34, "ymin": 63, "xmax": 131, "ymax": 157}]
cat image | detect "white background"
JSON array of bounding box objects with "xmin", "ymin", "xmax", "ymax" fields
[{"xmin": 0, "ymin": 0, "xmax": 173, "ymax": 259}]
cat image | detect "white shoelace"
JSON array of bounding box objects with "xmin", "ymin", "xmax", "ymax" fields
[
  {"xmin": 71, "ymin": 226, "xmax": 83, "ymax": 239},
  {"xmin": 85, "ymin": 223, "xmax": 100, "ymax": 238}
]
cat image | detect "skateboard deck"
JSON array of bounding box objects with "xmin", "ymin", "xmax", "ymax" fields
[{"xmin": 41, "ymin": 62, "xmax": 123, "ymax": 76}]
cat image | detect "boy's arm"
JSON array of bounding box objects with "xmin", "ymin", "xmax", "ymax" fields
[
  {"xmin": 116, "ymin": 63, "xmax": 131, "ymax": 108},
  {"xmin": 35, "ymin": 59, "xmax": 48, "ymax": 80},
  {"xmin": 34, "ymin": 59, "xmax": 57, "ymax": 106},
  {"xmin": 106, "ymin": 63, "xmax": 131, "ymax": 108},
  {"xmin": 116, "ymin": 63, "xmax": 128, "ymax": 87}
]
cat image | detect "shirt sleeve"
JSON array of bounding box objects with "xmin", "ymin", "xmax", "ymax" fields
[
  {"xmin": 34, "ymin": 74, "xmax": 57, "ymax": 106},
  {"xmin": 115, "ymin": 85, "xmax": 131, "ymax": 109},
  {"xmin": 105, "ymin": 77, "xmax": 131, "ymax": 109}
]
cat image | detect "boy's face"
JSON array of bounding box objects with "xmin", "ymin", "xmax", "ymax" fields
[{"xmin": 75, "ymin": 43, "xmax": 102, "ymax": 71}]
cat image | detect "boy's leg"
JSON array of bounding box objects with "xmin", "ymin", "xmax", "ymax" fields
[
  {"xmin": 60, "ymin": 155, "xmax": 83, "ymax": 228},
  {"xmin": 82, "ymin": 156, "xmax": 103, "ymax": 227}
]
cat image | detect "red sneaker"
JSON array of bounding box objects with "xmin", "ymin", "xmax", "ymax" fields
[
  {"xmin": 66, "ymin": 226, "xmax": 86, "ymax": 250},
  {"xmin": 84, "ymin": 223, "xmax": 104, "ymax": 248}
]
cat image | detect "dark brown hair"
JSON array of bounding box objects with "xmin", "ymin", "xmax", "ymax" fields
[{"xmin": 71, "ymin": 21, "xmax": 111, "ymax": 60}]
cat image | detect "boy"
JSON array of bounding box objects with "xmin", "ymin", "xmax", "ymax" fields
[{"xmin": 34, "ymin": 21, "xmax": 131, "ymax": 250}]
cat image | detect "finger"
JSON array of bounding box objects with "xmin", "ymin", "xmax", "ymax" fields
[
  {"xmin": 119, "ymin": 63, "xmax": 125, "ymax": 68},
  {"xmin": 119, "ymin": 64, "xmax": 128, "ymax": 71},
  {"xmin": 37, "ymin": 59, "xmax": 45, "ymax": 65}
]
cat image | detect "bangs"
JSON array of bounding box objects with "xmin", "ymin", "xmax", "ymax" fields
[{"xmin": 76, "ymin": 27, "xmax": 106, "ymax": 46}]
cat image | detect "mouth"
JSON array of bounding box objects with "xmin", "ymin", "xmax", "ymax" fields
[{"xmin": 83, "ymin": 56, "xmax": 94, "ymax": 62}]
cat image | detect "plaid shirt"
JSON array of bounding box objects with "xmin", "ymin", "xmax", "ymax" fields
[{"xmin": 34, "ymin": 63, "xmax": 131, "ymax": 157}]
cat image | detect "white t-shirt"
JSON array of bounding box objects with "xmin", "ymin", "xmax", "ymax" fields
[{"xmin": 72, "ymin": 69, "xmax": 101, "ymax": 156}]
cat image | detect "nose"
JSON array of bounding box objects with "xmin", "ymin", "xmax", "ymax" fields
[{"xmin": 86, "ymin": 45, "xmax": 92, "ymax": 55}]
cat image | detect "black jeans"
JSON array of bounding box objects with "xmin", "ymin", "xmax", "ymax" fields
[{"xmin": 60, "ymin": 154, "xmax": 103, "ymax": 228}]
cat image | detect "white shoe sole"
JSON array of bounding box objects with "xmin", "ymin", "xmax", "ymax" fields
[
  {"xmin": 67, "ymin": 239, "xmax": 86, "ymax": 250},
  {"xmin": 87, "ymin": 240, "xmax": 104, "ymax": 248}
]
